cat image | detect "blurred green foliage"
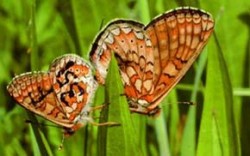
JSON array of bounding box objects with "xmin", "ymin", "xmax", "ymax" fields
[{"xmin": 0, "ymin": 0, "xmax": 249, "ymax": 156}]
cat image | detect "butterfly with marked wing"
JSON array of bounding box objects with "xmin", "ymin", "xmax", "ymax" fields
[
  {"xmin": 90, "ymin": 6, "xmax": 214, "ymax": 116},
  {"xmin": 7, "ymin": 54, "xmax": 117, "ymax": 136}
]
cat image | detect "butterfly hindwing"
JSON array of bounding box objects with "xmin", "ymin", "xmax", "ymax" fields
[
  {"xmin": 49, "ymin": 54, "xmax": 97, "ymax": 123},
  {"xmin": 144, "ymin": 7, "xmax": 214, "ymax": 109}
]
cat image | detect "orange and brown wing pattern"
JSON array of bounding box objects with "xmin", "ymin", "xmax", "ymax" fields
[
  {"xmin": 89, "ymin": 7, "xmax": 214, "ymax": 115},
  {"xmin": 7, "ymin": 54, "xmax": 97, "ymax": 134},
  {"xmin": 144, "ymin": 7, "xmax": 214, "ymax": 111},
  {"xmin": 49, "ymin": 54, "xmax": 97, "ymax": 125},
  {"xmin": 90, "ymin": 20, "xmax": 155, "ymax": 105},
  {"xmin": 6, "ymin": 71, "xmax": 73, "ymax": 127}
]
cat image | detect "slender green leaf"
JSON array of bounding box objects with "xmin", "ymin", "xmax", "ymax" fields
[
  {"xmin": 98, "ymin": 54, "xmax": 146, "ymax": 156},
  {"xmin": 197, "ymin": 34, "xmax": 239, "ymax": 156},
  {"xmin": 28, "ymin": 1, "xmax": 52, "ymax": 155},
  {"xmin": 180, "ymin": 49, "xmax": 208, "ymax": 156}
]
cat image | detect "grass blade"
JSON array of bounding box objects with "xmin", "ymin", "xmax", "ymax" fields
[
  {"xmin": 197, "ymin": 33, "xmax": 239, "ymax": 156},
  {"xmin": 28, "ymin": 0, "xmax": 52, "ymax": 155},
  {"xmin": 98, "ymin": 54, "xmax": 146, "ymax": 156}
]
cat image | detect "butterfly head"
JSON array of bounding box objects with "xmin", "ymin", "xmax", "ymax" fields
[
  {"xmin": 63, "ymin": 109, "xmax": 93, "ymax": 136},
  {"xmin": 128, "ymin": 98, "xmax": 161, "ymax": 116}
]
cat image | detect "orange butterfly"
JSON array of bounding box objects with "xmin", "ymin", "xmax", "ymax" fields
[
  {"xmin": 7, "ymin": 54, "xmax": 99, "ymax": 135},
  {"xmin": 90, "ymin": 7, "xmax": 214, "ymax": 115}
]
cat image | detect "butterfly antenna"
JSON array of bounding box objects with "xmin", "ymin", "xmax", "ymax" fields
[
  {"xmin": 177, "ymin": 101, "xmax": 196, "ymax": 105},
  {"xmin": 160, "ymin": 101, "xmax": 196, "ymax": 109},
  {"xmin": 90, "ymin": 121, "xmax": 121, "ymax": 127},
  {"xmin": 90, "ymin": 103, "xmax": 110, "ymax": 112}
]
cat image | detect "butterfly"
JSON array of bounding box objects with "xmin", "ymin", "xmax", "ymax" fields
[
  {"xmin": 89, "ymin": 7, "xmax": 214, "ymax": 115},
  {"xmin": 7, "ymin": 54, "xmax": 99, "ymax": 136}
]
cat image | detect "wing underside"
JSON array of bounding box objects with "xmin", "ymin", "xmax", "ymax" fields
[
  {"xmin": 7, "ymin": 72, "xmax": 74, "ymax": 128},
  {"xmin": 144, "ymin": 7, "xmax": 214, "ymax": 109}
]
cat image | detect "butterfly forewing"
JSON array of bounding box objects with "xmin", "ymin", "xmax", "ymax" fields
[
  {"xmin": 90, "ymin": 20, "xmax": 155, "ymax": 103},
  {"xmin": 7, "ymin": 72, "xmax": 74, "ymax": 127},
  {"xmin": 144, "ymin": 7, "xmax": 214, "ymax": 110}
]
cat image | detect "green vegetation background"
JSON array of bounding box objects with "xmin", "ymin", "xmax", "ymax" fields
[{"xmin": 0, "ymin": 0, "xmax": 249, "ymax": 156}]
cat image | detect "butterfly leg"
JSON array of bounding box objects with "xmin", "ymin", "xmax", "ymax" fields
[
  {"xmin": 90, "ymin": 103, "xmax": 110, "ymax": 112},
  {"xmin": 89, "ymin": 104, "xmax": 120, "ymax": 126}
]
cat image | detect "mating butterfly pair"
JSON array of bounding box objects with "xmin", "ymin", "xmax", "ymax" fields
[{"xmin": 7, "ymin": 7, "xmax": 214, "ymax": 135}]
